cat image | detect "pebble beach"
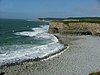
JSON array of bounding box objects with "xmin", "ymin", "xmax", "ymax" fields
[{"xmin": 0, "ymin": 34, "xmax": 100, "ymax": 75}]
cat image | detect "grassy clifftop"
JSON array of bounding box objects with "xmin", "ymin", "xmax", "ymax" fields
[
  {"xmin": 38, "ymin": 17, "xmax": 100, "ymax": 23},
  {"xmin": 63, "ymin": 19, "xmax": 100, "ymax": 24}
]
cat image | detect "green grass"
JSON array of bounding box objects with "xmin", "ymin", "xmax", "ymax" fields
[
  {"xmin": 63, "ymin": 19, "xmax": 100, "ymax": 24},
  {"xmin": 40, "ymin": 17, "xmax": 100, "ymax": 24}
]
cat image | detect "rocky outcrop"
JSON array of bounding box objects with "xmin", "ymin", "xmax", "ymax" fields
[
  {"xmin": 48, "ymin": 21, "xmax": 64, "ymax": 34},
  {"xmin": 48, "ymin": 21, "xmax": 100, "ymax": 35}
]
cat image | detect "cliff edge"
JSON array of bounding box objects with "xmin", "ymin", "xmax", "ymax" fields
[{"xmin": 48, "ymin": 21, "xmax": 100, "ymax": 35}]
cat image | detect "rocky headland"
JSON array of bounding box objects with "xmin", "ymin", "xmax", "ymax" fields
[{"xmin": 48, "ymin": 20, "xmax": 100, "ymax": 35}]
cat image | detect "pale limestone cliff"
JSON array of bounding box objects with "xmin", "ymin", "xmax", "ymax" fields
[{"xmin": 48, "ymin": 21, "xmax": 100, "ymax": 35}]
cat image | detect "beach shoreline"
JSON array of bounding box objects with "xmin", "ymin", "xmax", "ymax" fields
[
  {"xmin": 1, "ymin": 34, "xmax": 100, "ymax": 75},
  {"xmin": 0, "ymin": 34, "xmax": 68, "ymax": 69}
]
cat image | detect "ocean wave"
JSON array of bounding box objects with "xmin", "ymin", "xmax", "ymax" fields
[
  {"xmin": 15, "ymin": 25, "xmax": 49, "ymax": 37},
  {"xmin": 0, "ymin": 25, "xmax": 65, "ymax": 66},
  {"xmin": 0, "ymin": 42, "xmax": 64, "ymax": 66},
  {"xmin": 14, "ymin": 25, "xmax": 58, "ymax": 42}
]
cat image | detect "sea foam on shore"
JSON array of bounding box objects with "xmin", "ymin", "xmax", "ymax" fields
[{"xmin": 0, "ymin": 25, "xmax": 66, "ymax": 67}]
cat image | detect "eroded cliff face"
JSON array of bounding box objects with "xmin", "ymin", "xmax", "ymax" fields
[
  {"xmin": 48, "ymin": 21, "xmax": 64, "ymax": 34},
  {"xmin": 48, "ymin": 21, "xmax": 100, "ymax": 35}
]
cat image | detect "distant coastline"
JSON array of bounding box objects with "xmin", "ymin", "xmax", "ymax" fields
[{"xmin": 26, "ymin": 19, "xmax": 50, "ymax": 22}]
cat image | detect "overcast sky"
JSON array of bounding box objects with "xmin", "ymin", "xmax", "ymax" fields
[{"xmin": 0, "ymin": 0, "xmax": 100, "ymax": 19}]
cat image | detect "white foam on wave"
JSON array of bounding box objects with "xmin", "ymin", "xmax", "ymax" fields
[
  {"xmin": 0, "ymin": 25, "xmax": 65, "ymax": 66},
  {"xmin": 36, "ymin": 33, "xmax": 58, "ymax": 43},
  {"xmin": 15, "ymin": 25, "xmax": 58, "ymax": 43},
  {"xmin": 15, "ymin": 25, "xmax": 49, "ymax": 37},
  {"xmin": 0, "ymin": 42, "xmax": 64, "ymax": 66},
  {"xmin": 15, "ymin": 31, "xmax": 37, "ymax": 37}
]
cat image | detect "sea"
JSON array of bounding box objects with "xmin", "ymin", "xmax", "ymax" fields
[{"xmin": 0, "ymin": 19, "xmax": 64, "ymax": 66}]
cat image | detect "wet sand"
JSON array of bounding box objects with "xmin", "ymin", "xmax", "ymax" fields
[{"xmin": 0, "ymin": 35, "xmax": 100, "ymax": 75}]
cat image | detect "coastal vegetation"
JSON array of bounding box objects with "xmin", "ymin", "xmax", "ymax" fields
[
  {"xmin": 89, "ymin": 71, "xmax": 100, "ymax": 75},
  {"xmin": 38, "ymin": 17, "xmax": 100, "ymax": 23}
]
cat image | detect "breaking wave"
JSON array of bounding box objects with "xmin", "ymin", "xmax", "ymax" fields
[{"xmin": 0, "ymin": 25, "xmax": 65, "ymax": 66}]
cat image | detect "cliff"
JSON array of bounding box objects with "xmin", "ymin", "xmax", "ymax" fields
[{"xmin": 48, "ymin": 21, "xmax": 100, "ymax": 35}]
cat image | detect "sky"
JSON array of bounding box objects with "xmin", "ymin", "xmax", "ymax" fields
[{"xmin": 0, "ymin": 0, "xmax": 100, "ymax": 19}]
